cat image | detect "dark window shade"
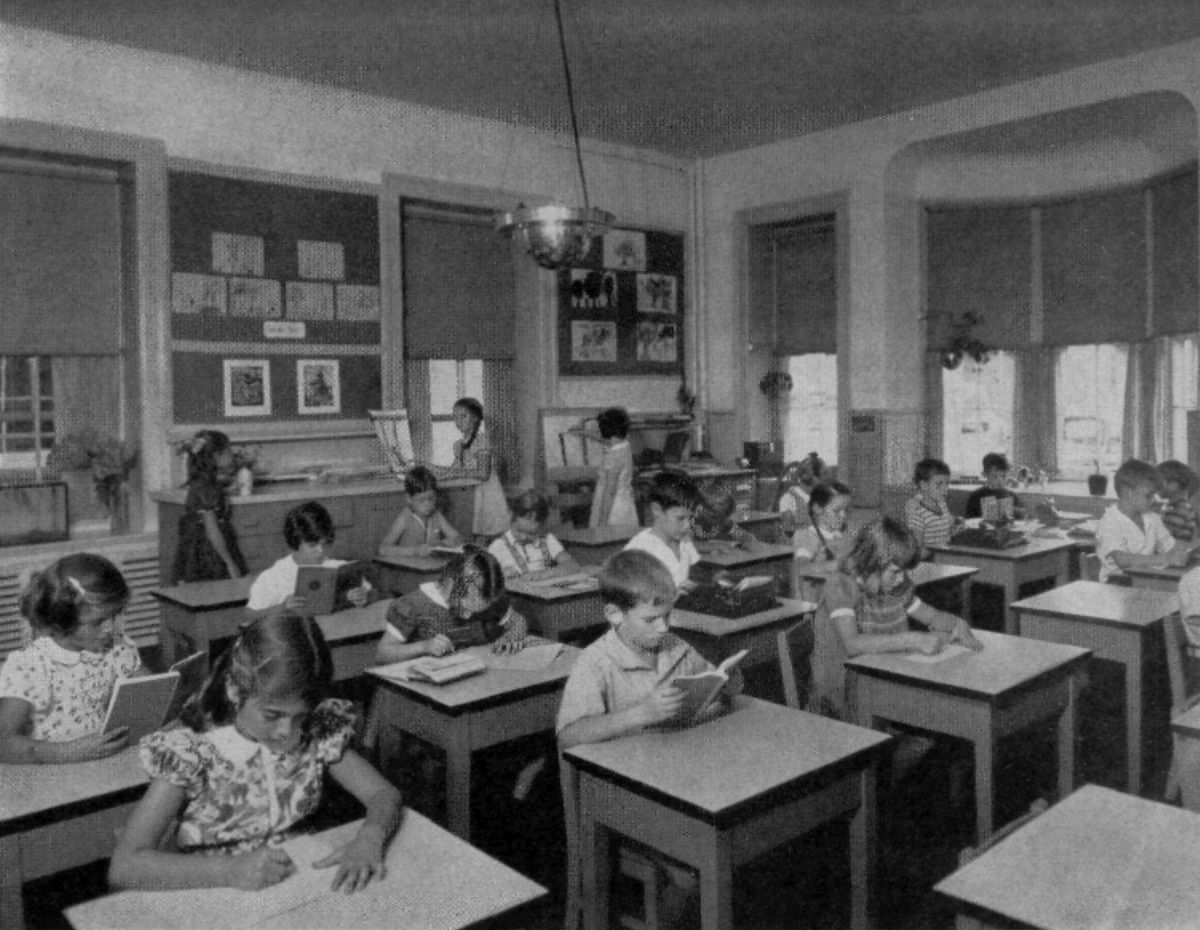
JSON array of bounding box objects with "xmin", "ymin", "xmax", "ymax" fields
[
  {"xmin": 402, "ymin": 207, "xmax": 515, "ymax": 359},
  {"xmin": 773, "ymin": 220, "xmax": 836, "ymax": 356},
  {"xmin": 926, "ymin": 206, "xmax": 1031, "ymax": 350},
  {"xmin": 1042, "ymin": 188, "xmax": 1147, "ymax": 346},
  {"xmin": 0, "ymin": 167, "xmax": 122, "ymax": 355},
  {"xmin": 1151, "ymin": 167, "xmax": 1199, "ymax": 337}
]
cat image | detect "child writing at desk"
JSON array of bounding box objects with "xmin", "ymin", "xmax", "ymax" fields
[
  {"xmin": 1156, "ymin": 459, "xmax": 1200, "ymax": 544},
  {"xmin": 488, "ymin": 490, "xmax": 580, "ymax": 580},
  {"xmin": 691, "ymin": 488, "xmax": 757, "ymax": 548},
  {"xmin": 775, "ymin": 452, "xmax": 826, "ymax": 536},
  {"xmin": 811, "ymin": 517, "xmax": 981, "ymax": 719},
  {"xmin": 109, "ymin": 615, "xmax": 401, "ymax": 893},
  {"xmin": 904, "ymin": 457, "xmax": 956, "ymax": 558},
  {"xmin": 0, "ymin": 553, "xmax": 141, "ymax": 763},
  {"xmin": 247, "ymin": 501, "xmax": 373, "ymax": 618},
  {"xmin": 557, "ymin": 550, "xmax": 741, "ymax": 928},
  {"xmin": 789, "ymin": 481, "xmax": 853, "ymax": 603},
  {"xmin": 625, "ymin": 470, "xmax": 702, "ymax": 593},
  {"xmin": 1096, "ymin": 458, "xmax": 1193, "ymax": 584},
  {"xmin": 377, "ymin": 466, "xmax": 463, "ymax": 559}
]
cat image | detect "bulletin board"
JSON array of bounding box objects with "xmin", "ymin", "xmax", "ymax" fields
[
  {"xmin": 557, "ymin": 227, "xmax": 684, "ymax": 377},
  {"xmin": 167, "ymin": 170, "xmax": 382, "ymax": 423}
]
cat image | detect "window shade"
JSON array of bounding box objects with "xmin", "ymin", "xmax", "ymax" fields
[
  {"xmin": 1151, "ymin": 168, "xmax": 1199, "ymax": 337},
  {"xmin": 925, "ymin": 206, "xmax": 1031, "ymax": 350},
  {"xmin": 0, "ymin": 166, "xmax": 123, "ymax": 355},
  {"xmin": 1042, "ymin": 188, "xmax": 1147, "ymax": 346},
  {"xmin": 773, "ymin": 218, "xmax": 836, "ymax": 356},
  {"xmin": 402, "ymin": 205, "xmax": 516, "ymax": 359}
]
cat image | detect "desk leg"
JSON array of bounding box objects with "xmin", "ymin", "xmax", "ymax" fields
[
  {"xmin": 444, "ymin": 725, "xmax": 472, "ymax": 840},
  {"xmin": 1125, "ymin": 636, "xmax": 1143, "ymax": 795},
  {"xmin": 973, "ymin": 725, "xmax": 996, "ymax": 841},
  {"xmin": 848, "ymin": 765, "xmax": 876, "ymax": 930},
  {"xmin": 1058, "ymin": 674, "xmax": 1079, "ymax": 801},
  {"xmin": 1003, "ymin": 577, "xmax": 1019, "ymax": 636},
  {"xmin": 696, "ymin": 831, "xmax": 735, "ymax": 930},
  {"xmin": 776, "ymin": 628, "xmax": 800, "ymax": 709},
  {"xmin": 0, "ymin": 836, "xmax": 23, "ymax": 930},
  {"xmin": 1176, "ymin": 736, "xmax": 1200, "ymax": 813},
  {"xmin": 580, "ymin": 797, "xmax": 612, "ymax": 930}
]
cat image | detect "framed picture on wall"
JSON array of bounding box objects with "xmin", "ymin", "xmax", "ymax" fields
[
  {"xmin": 223, "ymin": 359, "xmax": 271, "ymax": 417},
  {"xmin": 297, "ymin": 359, "xmax": 341, "ymax": 414}
]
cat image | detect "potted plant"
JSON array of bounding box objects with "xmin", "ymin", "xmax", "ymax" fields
[
  {"xmin": 940, "ymin": 312, "xmax": 991, "ymax": 370},
  {"xmin": 230, "ymin": 444, "xmax": 263, "ymax": 496},
  {"xmin": 1087, "ymin": 459, "xmax": 1108, "ymax": 497},
  {"xmin": 758, "ymin": 369, "xmax": 794, "ymax": 447},
  {"xmin": 47, "ymin": 429, "xmax": 139, "ymax": 533},
  {"xmin": 676, "ymin": 383, "xmax": 697, "ymax": 418}
]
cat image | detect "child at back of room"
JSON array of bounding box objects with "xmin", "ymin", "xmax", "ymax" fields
[
  {"xmin": 423, "ymin": 397, "xmax": 509, "ymax": 541},
  {"xmin": 1096, "ymin": 459, "xmax": 1192, "ymax": 584},
  {"xmin": 247, "ymin": 501, "xmax": 373, "ymax": 617},
  {"xmin": 171, "ymin": 429, "xmax": 248, "ymax": 584},
  {"xmin": 378, "ymin": 466, "xmax": 463, "ymax": 559},
  {"xmin": 0, "ymin": 553, "xmax": 142, "ymax": 763},
  {"xmin": 108, "ymin": 615, "xmax": 402, "ymax": 893},
  {"xmin": 810, "ymin": 517, "xmax": 981, "ymax": 719},
  {"xmin": 374, "ymin": 546, "xmax": 532, "ymax": 664},
  {"xmin": 774, "ymin": 452, "xmax": 826, "ymax": 536},
  {"xmin": 691, "ymin": 488, "xmax": 757, "ymax": 547},
  {"xmin": 1156, "ymin": 459, "xmax": 1200, "ymax": 543},
  {"xmin": 904, "ymin": 457, "xmax": 955, "ymax": 557},
  {"xmin": 488, "ymin": 490, "xmax": 581, "ymax": 579},
  {"xmin": 557, "ymin": 550, "xmax": 741, "ymax": 928},
  {"xmin": 589, "ymin": 407, "xmax": 639, "ymax": 528},
  {"xmin": 964, "ymin": 452, "xmax": 1023, "ymax": 519},
  {"xmin": 790, "ymin": 481, "xmax": 854, "ymax": 603},
  {"xmin": 624, "ymin": 470, "xmax": 702, "ymax": 592}
]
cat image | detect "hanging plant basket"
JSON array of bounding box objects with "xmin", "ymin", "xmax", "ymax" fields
[{"xmin": 939, "ymin": 313, "xmax": 991, "ymax": 370}]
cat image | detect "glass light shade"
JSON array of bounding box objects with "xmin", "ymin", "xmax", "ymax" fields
[{"xmin": 496, "ymin": 203, "xmax": 614, "ymax": 269}]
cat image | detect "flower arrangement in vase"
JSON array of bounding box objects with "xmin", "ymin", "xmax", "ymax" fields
[{"xmin": 47, "ymin": 429, "xmax": 138, "ymax": 531}]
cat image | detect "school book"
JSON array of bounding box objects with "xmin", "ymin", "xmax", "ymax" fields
[
  {"xmin": 162, "ymin": 651, "xmax": 207, "ymax": 724},
  {"xmin": 293, "ymin": 560, "xmax": 370, "ymax": 615},
  {"xmin": 372, "ymin": 651, "xmax": 487, "ymax": 685},
  {"xmin": 103, "ymin": 671, "xmax": 183, "ymax": 742},
  {"xmin": 670, "ymin": 648, "xmax": 749, "ymax": 723}
]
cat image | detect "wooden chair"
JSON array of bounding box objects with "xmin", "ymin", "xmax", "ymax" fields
[
  {"xmin": 1080, "ymin": 552, "xmax": 1101, "ymax": 582},
  {"xmin": 559, "ymin": 751, "xmax": 662, "ymax": 930},
  {"xmin": 954, "ymin": 798, "xmax": 1049, "ymax": 930},
  {"xmin": 1162, "ymin": 611, "xmax": 1200, "ymax": 803}
]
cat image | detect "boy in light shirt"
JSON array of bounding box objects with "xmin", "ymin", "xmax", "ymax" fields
[{"xmin": 1096, "ymin": 459, "xmax": 1190, "ymax": 583}]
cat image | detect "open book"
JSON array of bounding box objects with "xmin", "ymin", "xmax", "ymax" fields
[
  {"xmin": 717, "ymin": 574, "xmax": 773, "ymax": 593},
  {"xmin": 670, "ymin": 648, "xmax": 748, "ymax": 723},
  {"xmin": 373, "ymin": 651, "xmax": 487, "ymax": 685},
  {"xmin": 293, "ymin": 561, "xmax": 370, "ymax": 615},
  {"xmin": 103, "ymin": 651, "xmax": 206, "ymax": 741}
]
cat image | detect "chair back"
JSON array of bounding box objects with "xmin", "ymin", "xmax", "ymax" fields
[{"xmin": 1080, "ymin": 553, "xmax": 1102, "ymax": 582}]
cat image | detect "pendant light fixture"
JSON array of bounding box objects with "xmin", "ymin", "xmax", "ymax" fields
[{"xmin": 496, "ymin": 0, "xmax": 613, "ymax": 269}]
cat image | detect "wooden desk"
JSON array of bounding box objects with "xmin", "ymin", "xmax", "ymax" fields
[
  {"xmin": 1125, "ymin": 562, "xmax": 1187, "ymax": 593},
  {"xmin": 373, "ymin": 552, "xmax": 450, "ymax": 595},
  {"xmin": 733, "ymin": 509, "xmax": 783, "ymax": 543},
  {"xmin": 671, "ymin": 597, "xmax": 815, "ymax": 708},
  {"xmin": 694, "ymin": 540, "xmax": 794, "ymax": 586},
  {"xmin": 799, "ymin": 561, "xmax": 978, "ymax": 610},
  {"xmin": 506, "ymin": 576, "xmax": 604, "ymax": 641},
  {"xmin": 367, "ymin": 645, "xmax": 578, "ymax": 840},
  {"xmin": 1171, "ymin": 702, "xmax": 1200, "ymax": 813},
  {"xmin": 153, "ymin": 578, "xmax": 388, "ymax": 681},
  {"xmin": 65, "ymin": 810, "xmax": 547, "ymax": 930},
  {"xmin": 846, "ymin": 630, "xmax": 1090, "ymax": 842},
  {"xmin": 564, "ymin": 696, "xmax": 891, "ymax": 930},
  {"xmin": 935, "ymin": 784, "xmax": 1200, "ymax": 930},
  {"xmin": 1013, "ymin": 580, "xmax": 1179, "ymax": 796},
  {"xmin": 927, "ymin": 537, "xmax": 1074, "ymax": 634},
  {"xmin": 1, "ymin": 749, "xmax": 147, "ymax": 930},
  {"xmin": 554, "ymin": 524, "xmax": 641, "ymax": 565}
]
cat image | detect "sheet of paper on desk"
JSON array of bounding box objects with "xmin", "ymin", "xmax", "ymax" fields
[
  {"xmin": 902, "ymin": 643, "xmax": 970, "ymax": 664},
  {"xmin": 487, "ymin": 642, "xmax": 564, "ymax": 670}
]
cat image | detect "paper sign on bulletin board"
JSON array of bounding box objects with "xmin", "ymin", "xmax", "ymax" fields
[{"xmin": 557, "ymin": 227, "xmax": 683, "ymax": 377}]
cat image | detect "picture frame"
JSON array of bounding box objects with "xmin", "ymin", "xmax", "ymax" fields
[
  {"xmin": 297, "ymin": 359, "xmax": 341, "ymax": 415},
  {"xmin": 171, "ymin": 272, "xmax": 226, "ymax": 315},
  {"xmin": 223, "ymin": 359, "xmax": 271, "ymax": 417}
]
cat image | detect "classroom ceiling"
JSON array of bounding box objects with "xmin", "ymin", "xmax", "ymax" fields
[{"xmin": 7, "ymin": 0, "xmax": 1200, "ymax": 159}]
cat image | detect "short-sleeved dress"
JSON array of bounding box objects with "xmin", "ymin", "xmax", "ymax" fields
[
  {"xmin": 589, "ymin": 440, "xmax": 638, "ymax": 527},
  {"xmin": 382, "ymin": 582, "xmax": 529, "ymax": 648},
  {"xmin": 457, "ymin": 424, "xmax": 509, "ymax": 538},
  {"xmin": 138, "ymin": 699, "xmax": 356, "ymax": 855},
  {"xmin": 0, "ymin": 635, "xmax": 141, "ymax": 740},
  {"xmin": 810, "ymin": 572, "xmax": 917, "ymax": 719},
  {"xmin": 171, "ymin": 476, "xmax": 248, "ymax": 585}
]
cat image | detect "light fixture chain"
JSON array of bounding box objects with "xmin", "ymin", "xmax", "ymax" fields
[{"xmin": 552, "ymin": 0, "xmax": 590, "ymax": 213}]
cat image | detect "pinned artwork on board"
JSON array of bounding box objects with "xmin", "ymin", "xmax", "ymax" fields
[
  {"xmin": 571, "ymin": 321, "xmax": 618, "ymax": 362},
  {"xmin": 223, "ymin": 359, "xmax": 271, "ymax": 417},
  {"xmin": 229, "ymin": 277, "xmax": 282, "ymax": 318},
  {"xmin": 336, "ymin": 284, "xmax": 381, "ymax": 320},
  {"xmin": 211, "ymin": 232, "xmax": 264, "ymax": 276},
  {"xmin": 297, "ymin": 359, "xmax": 341, "ymax": 415},
  {"xmin": 172, "ymin": 273, "xmax": 226, "ymax": 315},
  {"xmin": 637, "ymin": 273, "xmax": 677, "ymax": 314},
  {"xmin": 602, "ymin": 229, "xmax": 646, "ymax": 272},
  {"xmin": 285, "ymin": 281, "xmax": 336, "ymax": 320},
  {"xmin": 636, "ymin": 322, "xmax": 678, "ymax": 362},
  {"xmin": 569, "ymin": 269, "xmax": 618, "ymax": 309},
  {"xmin": 297, "ymin": 239, "xmax": 346, "ymax": 281}
]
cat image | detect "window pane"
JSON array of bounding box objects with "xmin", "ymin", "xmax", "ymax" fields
[
  {"xmin": 1055, "ymin": 344, "xmax": 1127, "ymax": 479},
  {"xmin": 429, "ymin": 360, "xmax": 459, "ymax": 415},
  {"xmin": 941, "ymin": 351, "xmax": 1015, "ymax": 476},
  {"xmin": 1169, "ymin": 334, "xmax": 1198, "ymax": 461},
  {"xmin": 431, "ymin": 421, "xmax": 459, "ymax": 465},
  {"xmin": 0, "ymin": 356, "xmax": 55, "ymax": 470},
  {"xmin": 782, "ymin": 354, "xmax": 838, "ymax": 463}
]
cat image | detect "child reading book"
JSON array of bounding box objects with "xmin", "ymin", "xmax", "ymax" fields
[
  {"xmin": 624, "ymin": 470, "xmax": 702, "ymax": 592},
  {"xmin": 377, "ymin": 466, "xmax": 464, "ymax": 558}
]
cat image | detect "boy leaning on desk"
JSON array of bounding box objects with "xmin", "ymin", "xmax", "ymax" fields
[{"xmin": 556, "ymin": 549, "xmax": 742, "ymax": 930}]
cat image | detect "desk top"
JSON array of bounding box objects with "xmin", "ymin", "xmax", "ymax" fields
[
  {"xmin": 670, "ymin": 596, "xmax": 816, "ymax": 638},
  {"xmin": 374, "ymin": 553, "xmax": 452, "ymax": 572},
  {"xmin": 733, "ymin": 510, "xmax": 782, "ymax": 526},
  {"xmin": 554, "ymin": 524, "xmax": 641, "ymax": 547},
  {"xmin": 935, "ymin": 784, "xmax": 1200, "ymax": 930},
  {"xmin": 929, "ymin": 535, "xmax": 1076, "ymax": 562},
  {"xmin": 367, "ymin": 645, "xmax": 579, "ymax": 715},
  {"xmin": 1172, "ymin": 700, "xmax": 1200, "ymax": 739},
  {"xmin": 1124, "ymin": 562, "xmax": 1189, "ymax": 585},
  {"xmin": 845, "ymin": 630, "xmax": 1090, "ymax": 701},
  {"xmin": 507, "ymin": 575, "xmax": 602, "ymax": 603},
  {"xmin": 694, "ymin": 540, "xmax": 794, "ymax": 569},
  {"xmin": 564, "ymin": 696, "xmax": 890, "ymax": 827},
  {"xmin": 0, "ymin": 747, "xmax": 146, "ymax": 826},
  {"xmin": 150, "ymin": 575, "xmax": 254, "ymax": 609},
  {"xmin": 798, "ymin": 561, "xmax": 978, "ymax": 587},
  {"xmin": 65, "ymin": 810, "xmax": 547, "ymax": 930},
  {"xmin": 1012, "ymin": 579, "xmax": 1180, "ymax": 629},
  {"xmin": 315, "ymin": 600, "xmax": 389, "ymax": 643}
]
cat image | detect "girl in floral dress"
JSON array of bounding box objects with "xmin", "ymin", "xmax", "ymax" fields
[
  {"xmin": 0, "ymin": 553, "xmax": 141, "ymax": 763},
  {"xmin": 109, "ymin": 615, "xmax": 401, "ymax": 893}
]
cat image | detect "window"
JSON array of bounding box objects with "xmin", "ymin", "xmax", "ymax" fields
[
  {"xmin": 783, "ymin": 354, "xmax": 838, "ymax": 461},
  {"xmin": 428, "ymin": 359, "xmax": 483, "ymax": 463},
  {"xmin": 0, "ymin": 357, "xmax": 55, "ymax": 471},
  {"xmin": 941, "ymin": 352, "xmax": 1015, "ymax": 476},
  {"xmin": 1055, "ymin": 344, "xmax": 1127, "ymax": 480},
  {"xmin": 1166, "ymin": 334, "xmax": 1199, "ymax": 461}
]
